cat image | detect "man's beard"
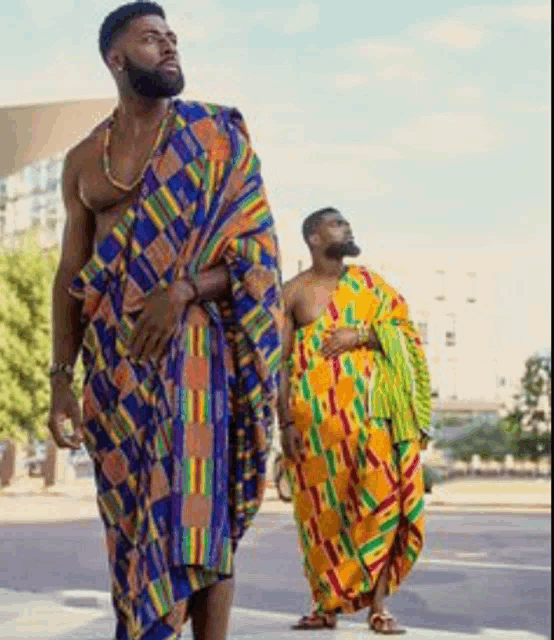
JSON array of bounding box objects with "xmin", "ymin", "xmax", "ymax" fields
[
  {"xmin": 124, "ymin": 56, "xmax": 185, "ymax": 99},
  {"xmin": 325, "ymin": 240, "xmax": 361, "ymax": 259}
]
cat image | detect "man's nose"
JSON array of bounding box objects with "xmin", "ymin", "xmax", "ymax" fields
[{"xmin": 160, "ymin": 38, "xmax": 177, "ymax": 55}]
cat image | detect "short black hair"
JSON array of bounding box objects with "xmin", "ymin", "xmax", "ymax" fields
[
  {"xmin": 99, "ymin": 2, "xmax": 165, "ymax": 62},
  {"xmin": 302, "ymin": 207, "xmax": 339, "ymax": 244}
]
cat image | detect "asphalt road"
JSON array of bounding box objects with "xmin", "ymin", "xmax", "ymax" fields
[{"xmin": 0, "ymin": 511, "xmax": 550, "ymax": 638}]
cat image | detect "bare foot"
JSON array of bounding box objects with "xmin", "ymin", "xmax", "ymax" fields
[{"xmin": 368, "ymin": 607, "xmax": 406, "ymax": 635}]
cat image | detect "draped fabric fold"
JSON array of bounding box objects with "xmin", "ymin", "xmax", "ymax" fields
[
  {"xmin": 69, "ymin": 100, "xmax": 282, "ymax": 639},
  {"xmin": 286, "ymin": 265, "xmax": 428, "ymax": 616}
]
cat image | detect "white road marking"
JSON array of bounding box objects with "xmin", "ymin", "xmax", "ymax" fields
[
  {"xmin": 419, "ymin": 557, "xmax": 551, "ymax": 572},
  {"xmin": 0, "ymin": 592, "xmax": 547, "ymax": 640},
  {"xmin": 228, "ymin": 607, "xmax": 547, "ymax": 639},
  {"xmin": 0, "ymin": 600, "xmax": 104, "ymax": 639}
]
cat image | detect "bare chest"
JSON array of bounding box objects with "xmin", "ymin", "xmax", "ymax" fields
[
  {"xmin": 78, "ymin": 130, "xmax": 160, "ymax": 245},
  {"xmin": 293, "ymin": 279, "xmax": 341, "ymax": 329}
]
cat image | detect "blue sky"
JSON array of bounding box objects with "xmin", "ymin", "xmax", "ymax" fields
[{"xmin": 1, "ymin": 0, "xmax": 551, "ymax": 399}]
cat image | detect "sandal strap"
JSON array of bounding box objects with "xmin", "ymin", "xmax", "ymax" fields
[{"xmin": 370, "ymin": 611, "xmax": 394, "ymax": 623}]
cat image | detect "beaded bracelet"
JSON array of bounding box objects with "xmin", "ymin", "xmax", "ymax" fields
[
  {"xmin": 279, "ymin": 420, "xmax": 296, "ymax": 432},
  {"xmin": 184, "ymin": 277, "xmax": 199, "ymax": 300},
  {"xmin": 356, "ymin": 324, "xmax": 368, "ymax": 346},
  {"xmin": 49, "ymin": 362, "xmax": 74, "ymax": 381}
]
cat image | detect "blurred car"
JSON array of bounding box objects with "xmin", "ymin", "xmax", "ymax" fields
[
  {"xmin": 24, "ymin": 443, "xmax": 47, "ymax": 477},
  {"xmin": 70, "ymin": 445, "xmax": 93, "ymax": 477},
  {"xmin": 423, "ymin": 464, "xmax": 444, "ymax": 493}
]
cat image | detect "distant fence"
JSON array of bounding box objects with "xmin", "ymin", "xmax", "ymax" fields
[{"xmin": 435, "ymin": 454, "xmax": 551, "ymax": 480}]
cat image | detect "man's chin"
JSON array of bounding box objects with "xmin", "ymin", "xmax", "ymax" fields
[{"xmin": 325, "ymin": 243, "xmax": 361, "ymax": 259}]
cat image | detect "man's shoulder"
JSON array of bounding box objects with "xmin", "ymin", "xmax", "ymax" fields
[
  {"xmin": 349, "ymin": 264, "xmax": 399, "ymax": 293},
  {"xmin": 348, "ymin": 264, "xmax": 382, "ymax": 283},
  {"xmin": 175, "ymin": 99, "xmax": 245, "ymax": 127},
  {"xmin": 283, "ymin": 271, "xmax": 310, "ymax": 302},
  {"xmin": 174, "ymin": 99, "xmax": 251, "ymax": 153},
  {"xmin": 63, "ymin": 120, "xmax": 107, "ymax": 173}
]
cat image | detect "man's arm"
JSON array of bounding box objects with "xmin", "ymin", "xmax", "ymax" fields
[
  {"xmin": 357, "ymin": 325, "xmax": 383, "ymax": 352},
  {"xmin": 170, "ymin": 264, "xmax": 231, "ymax": 306},
  {"xmin": 277, "ymin": 281, "xmax": 296, "ymax": 427},
  {"xmin": 277, "ymin": 281, "xmax": 304, "ymax": 460},
  {"xmin": 47, "ymin": 148, "xmax": 94, "ymax": 449},
  {"xmin": 52, "ymin": 149, "xmax": 95, "ymax": 376}
]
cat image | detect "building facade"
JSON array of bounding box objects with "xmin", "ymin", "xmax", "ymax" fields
[{"xmin": 0, "ymin": 153, "xmax": 65, "ymax": 249}]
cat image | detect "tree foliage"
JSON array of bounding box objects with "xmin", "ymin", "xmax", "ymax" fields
[
  {"xmin": 502, "ymin": 352, "xmax": 551, "ymax": 460},
  {"xmin": 436, "ymin": 420, "xmax": 512, "ymax": 462},
  {"xmin": 0, "ymin": 237, "xmax": 82, "ymax": 442}
]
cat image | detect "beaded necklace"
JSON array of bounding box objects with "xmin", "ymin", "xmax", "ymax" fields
[{"xmin": 103, "ymin": 103, "xmax": 173, "ymax": 193}]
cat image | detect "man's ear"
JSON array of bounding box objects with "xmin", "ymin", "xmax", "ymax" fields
[
  {"xmin": 106, "ymin": 48, "xmax": 124, "ymax": 73},
  {"xmin": 308, "ymin": 233, "xmax": 321, "ymax": 248}
]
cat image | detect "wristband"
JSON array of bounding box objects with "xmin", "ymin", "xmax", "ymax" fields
[
  {"xmin": 184, "ymin": 277, "xmax": 199, "ymax": 300},
  {"xmin": 279, "ymin": 421, "xmax": 295, "ymax": 431},
  {"xmin": 49, "ymin": 362, "xmax": 74, "ymax": 382}
]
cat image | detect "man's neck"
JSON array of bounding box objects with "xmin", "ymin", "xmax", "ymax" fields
[
  {"xmin": 115, "ymin": 93, "xmax": 172, "ymax": 137},
  {"xmin": 311, "ymin": 255, "xmax": 346, "ymax": 278}
]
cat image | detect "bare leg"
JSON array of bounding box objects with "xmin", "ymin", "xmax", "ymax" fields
[
  {"xmin": 371, "ymin": 554, "xmax": 391, "ymax": 615},
  {"xmin": 189, "ymin": 576, "xmax": 234, "ymax": 640},
  {"xmin": 367, "ymin": 555, "xmax": 406, "ymax": 634}
]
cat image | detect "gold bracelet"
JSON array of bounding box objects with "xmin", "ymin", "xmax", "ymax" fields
[
  {"xmin": 184, "ymin": 276, "xmax": 199, "ymax": 300},
  {"xmin": 279, "ymin": 420, "xmax": 295, "ymax": 431},
  {"xmin": 49, "ymin": 362, "xmax": 74, "ymax": 382}
]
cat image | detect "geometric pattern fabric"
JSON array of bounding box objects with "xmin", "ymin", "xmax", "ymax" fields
[
  {"xmin": 70, "ymin": 100, "xmax": 283, "ymax": 639},
  {"xmin": 286, "ymin": 266, "xmax": 426, "ymax": 614}
]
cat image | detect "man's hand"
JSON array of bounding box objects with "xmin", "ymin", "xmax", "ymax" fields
[
  {"xmin": 47, "ymin": 378, "xmax": 83, "ymax": 450},
  {"xmin": 280, "ymin": 423, "xmax": 304, "ymax": 462},
  {"xmin": 321, "ymin": 327, "xmax": 359, "ymax": 359},
  {"xmin": 128, "ymin": 281, "xmax": 194, "ymax": 362}
]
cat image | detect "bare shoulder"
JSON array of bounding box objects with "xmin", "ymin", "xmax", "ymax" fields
[
  {"xmin": 283, "ymin": 271, "xmax": 312, "ymax": 309},
  {"xmin": 366, "ymin": 268, "xmax": 404, "ymax": 301},
  {"xmin": 63, "ymin": 120, "xmax": 107, "ymax": 173}
]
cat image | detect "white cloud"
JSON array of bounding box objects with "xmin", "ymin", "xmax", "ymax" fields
[
  {"xmin": 168, "ymin": 3, "xmax": 228, "ymax": 45},
  {"xmin": 376, "ymin": 63, "xmax": 426, "ymax": 85},
  {"xmin": 353, "ymin": 42, "xmax": 416, "ymax": 60},
  {"xmin": 255, "ymin": 3, "xmax": 319, "ymax": 35},
  {"xmin": 284, "ymin": 2, "xmax": 320, "ymax": 34},
  {"xmin": 508, "ymin": 4, "xmax": 551, "ymax": 23},
  {"xmin": 260, "ymin": 142, "xmax": 394, "ymax": 195},
  {"xmin": 333, "ymin": 73, "xmax": 369, "ymax": 90},
  {"xmin": 450, "ymin": 86, "xmax": 483, "ymax": 102},
  {"xmin": 423, "ymin": 19, "xmax": 485, "ymax": 50},
  {"xmin": 511, "ymin": 103, "xmax": 551, "ymax": 114},
  {"xmin": 346, "ymin": 39, "xmax": 425, "ymax": 86},
  {"xmin": 17, "ymin": 0, "xmax": 75, "ymax": 26},
  {"xmin": 391, "ymin": 112, "xmax": 503, "ymax": 154}
]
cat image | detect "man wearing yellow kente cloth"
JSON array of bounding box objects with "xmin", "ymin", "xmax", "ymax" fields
[{"xmin": 278, "ymin": 207, "xmax": 431, "ymax": 635}]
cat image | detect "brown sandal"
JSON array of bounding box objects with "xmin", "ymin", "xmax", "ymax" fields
[
  {"xmin": 291, "ymin": 611, "xmax": 337, "ymax": 630},
  {"xmin": 368, "ymin": 610, "xmax": 406, "ymax": 635}
]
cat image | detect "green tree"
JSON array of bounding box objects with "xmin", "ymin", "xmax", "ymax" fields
[
  {"xmin": 436, "ymin": 420, "xmax": 511, "ymax": 462},
  {"xmin": 0, "ymin": 237, "xmax": 62, "ymax": 441},
  {"xmin": 502, "ymin": 353, "xmax": 551, "ymax": 460}
]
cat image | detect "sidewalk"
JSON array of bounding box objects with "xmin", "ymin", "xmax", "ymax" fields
[
  {"xmin": 0, "ymin": 477, "xmax": 550, "ymax": 524},
  {"xmin": 0, "ymin": 588, "xmax": 547, "ymax": 640}
]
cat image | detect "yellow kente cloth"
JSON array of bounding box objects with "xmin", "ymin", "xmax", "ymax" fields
[{"xmin": 286, "ymin": 265, "xmax": 429, "ymax": 614}]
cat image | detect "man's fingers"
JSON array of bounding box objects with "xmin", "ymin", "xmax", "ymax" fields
[
  {"xmin": 150, "ymin": 330, "xmax": 171, "ymax": 361},
  {"xmin": 129, "ymin": 312, "xmax": 150, "ymax": 350},
  {"xmin": 131, "ymin": 324, "xmax": 155, "ymax": 359},
  {"xmin": 139, "ymin": 330, "xmax": 165, "ymax": 360},
  {"xmin": 67, "ymin": 406, "xmax": 84, "ymax": 449},
  {"xmin": 48, "ymin": 415, "xmax": 74, "ymax": 449}
]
